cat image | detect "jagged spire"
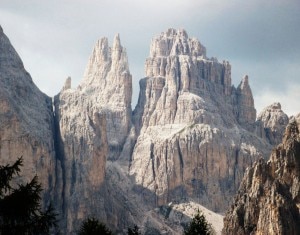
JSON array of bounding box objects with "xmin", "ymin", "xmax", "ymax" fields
[
  {"xmin": 238, "ymin": 75, "xmax": 250, "ymax": 91},
  {"xmin": 113, "ymin": 33, "xmax": 121, "ymax": 50},
  {"xmin": 62, "ymin": 77, "xmax": 71, "ymax": 91},
  {"xmin": 236, "ymin": 75, "xmax": 256, "ymax": 131},
  {"xmin": 112, "ymin": 33, "xmax": 123, "ymax": 62}
]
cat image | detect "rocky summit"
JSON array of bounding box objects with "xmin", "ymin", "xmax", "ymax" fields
[
  {"xmin": 130, "ymin": 29, "xmax": 271, "ymax": 212},
  {"xmin": 0, "ymin": 26, "xmax": 296, "ymax": 234}
]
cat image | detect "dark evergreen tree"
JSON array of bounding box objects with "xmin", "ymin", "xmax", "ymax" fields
[
  {"xmin": 184, "ymin": 210, "xmax": 213, "ymax": 235},
  {"xmin": 127, "ymin": 224, "xmax": 141, "ymax": 235},
  {"xmin": 0, "ymin": 157, "xmax": 57, "ymax": 235},
  {"xmin": 78, "ymin": 217, "xmax": 112, "ymax": 235}
]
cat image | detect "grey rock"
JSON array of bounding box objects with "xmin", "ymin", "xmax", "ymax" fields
[
  {"xmin": 130, "ymin": 29, "xmax": 271, "ymax": 213},
  {"xmin": 54, "ymin": 34, "xmax": 132, "ymax": 232},
  {"xmin": 0, "ymin": 26, "xmax": 56, "ymax": 207},
  {"xmin": 223, "ymin": 118, "xmax": 300, "ymax": 235},
  {"xmin": 255, "ymin": 102, "xmax": 289, "ymax": 145},
  {"xmin": 235, "ymin": 75, "xmax": 256, "ymax": 131}
]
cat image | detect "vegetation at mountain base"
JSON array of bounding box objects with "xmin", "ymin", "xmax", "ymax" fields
[
  {"xmin": 78, "ymin": 217, "xmax": 113, "ymax": 235},
  {"xmin": 0, "ymin": 157, "xmax": 57, "ymax": 235},
  {"xmin": 184, "ymin": 209, "xmax": 215, "ymax": 235},
  {"xmin": 127, "ymin": 224, "xmax": 141, "ymax": 235}
]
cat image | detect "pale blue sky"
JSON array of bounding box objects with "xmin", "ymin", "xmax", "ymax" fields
[{"xmin": 1, "ymin": 0, "xmax": 299, "ymax": 115}]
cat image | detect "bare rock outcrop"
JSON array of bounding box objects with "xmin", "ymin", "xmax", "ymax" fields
[
  {"xmin": 80, "ymin": 34, "xmax": 132, "ymax": 160},
  {"xmin": 130, "ymin": 29, "xmax": 270, "ymax": 212},
  {"xmin": 0, "ymin": 26, "xmax": 56, "ymax": 205},
  {"xmin": 255, "ymin": 102, "xmax": 289, "ymax": 145},
  {"xmin": 54, "ymin": 35, "xmax": 132, "ymax": 232},
  {"xmin": 223, "ymin": 116, "xmax": 300, "ymax": 235},
  {"xmin": 235, "ymin": 75, "xmax": 256, "ymax": 131}
]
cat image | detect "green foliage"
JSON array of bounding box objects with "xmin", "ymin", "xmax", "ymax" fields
[
  {"xmin": 0, "ymin": 157, "xmax": 57, "ymax": 235},
  {"xmin": 127, "ymin": 224, "xmax": 141, "ymax": 235},
  {"xmin": 184, "ymin": 210, "xmax": 213, "ymax": 235},
  {"xmin": 0, "ymin": 157, "xmax": 22, "ymax": 197},
  {"xmin": 78, "ymin": 217, "xmax": 112, "ymax": 235}
]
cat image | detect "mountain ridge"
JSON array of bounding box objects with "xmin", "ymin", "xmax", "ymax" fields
[{"xmin": 0, "ymin": 26, "xmax": 295, "ymax": 234}]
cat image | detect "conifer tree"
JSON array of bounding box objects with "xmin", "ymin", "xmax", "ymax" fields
[
  {"xmin": 127, "ymin": 224, "xmax": 141, "ymax": 235},
  {"xmin": 184, "ymin": 209, "xmax": 214, "ymax": 235},
  {"xmin": 0, "ymin": 157, "xmax": 57, "ymax": 235},
  {"xmin": 78, "ymin": 217, "xmax": 112, "ymax": 235}
]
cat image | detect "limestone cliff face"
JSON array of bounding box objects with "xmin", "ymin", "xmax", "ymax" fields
[
  {"xmin": 223, "ymin": 115, "xmax": 300, "ymax": 235},
  {"xmin": 54, "ymin": 34, "xmax": 132, "ymax": 232},
  {"xmin": 255, "ymin": 102, "xmax": 289, "ymax": 145},
  {"xmin": 130, "ymin": 29, "xmax": 269, "ymax": 212},
  {"xmin": 0, "ymin": 26, "xmax": 56, "ymax": 204}
]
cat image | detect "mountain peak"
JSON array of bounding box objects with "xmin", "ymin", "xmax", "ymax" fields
[
  {"xmin": 0, "ymin": 26, "xmax": 24, "ymax": 70},
  {"xmin": 236, "ymin": 75, "xmax": 256, "ymax": 130},
  {"xmin": 149, "ymin": 28, "xmax": 206, "ymax": 58},
  {"xmin": 62, "ymin": 76, "xmax": 72, "ymax": 91},
  {"xmin": 82, "ymin": 34, "xmax": 130, "ymax": 87},
  {"xmin": 255, "ymin": 102, "xmax": 289, "ymax": 145},
  {"xmin": 113, "ymin": 33, "xmax": 121, "ymax": 50},
  {"xmin": 239, "ymin": 75, "xmax": 249, "ymax": 89},
  {"xmin": 165, "ymin": 28, "xmax": 188, "ymax": 38}
]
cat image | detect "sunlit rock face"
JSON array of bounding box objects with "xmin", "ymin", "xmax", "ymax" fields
[
  {"xmin": 130, "ymin": 28, "xmax": 270, "ymax": 212},
  {"xmin": 0, "ymin": 26, "xmax": 56, "ymax": 206},
  {"xmin": 80, "ymin": 34, "xmax": 132, "ymax": 160},
  {"xmin": 223, "ymin": 116, "xmax": 300, "ymax": 235},
  {"xmin": 54, "ymin": 34, "xmax": 132, "ymax": 232}
]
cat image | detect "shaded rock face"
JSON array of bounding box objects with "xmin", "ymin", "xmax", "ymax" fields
[
  {"xmin": 54, "ymin": 35, "xmax": 132, "ymax": 232},
  {"xmin": 130, "ymin": 29, "xmax": 269, "ymax": 212},
  {"xmin": 0, "ymin": 27, "xmax": 56, "ymax": 205},
  {"xmin": 223, "ymin": 117, "xmax": 300, "ymax": 235},
  {"xmin": 255, "ymin": 102, "xmax": 289, "ymax": 145}
]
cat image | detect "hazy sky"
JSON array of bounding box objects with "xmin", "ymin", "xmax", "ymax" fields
[{"xmin": 1, "ymin": 0, "xmax": 299, "ymax": 116}]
